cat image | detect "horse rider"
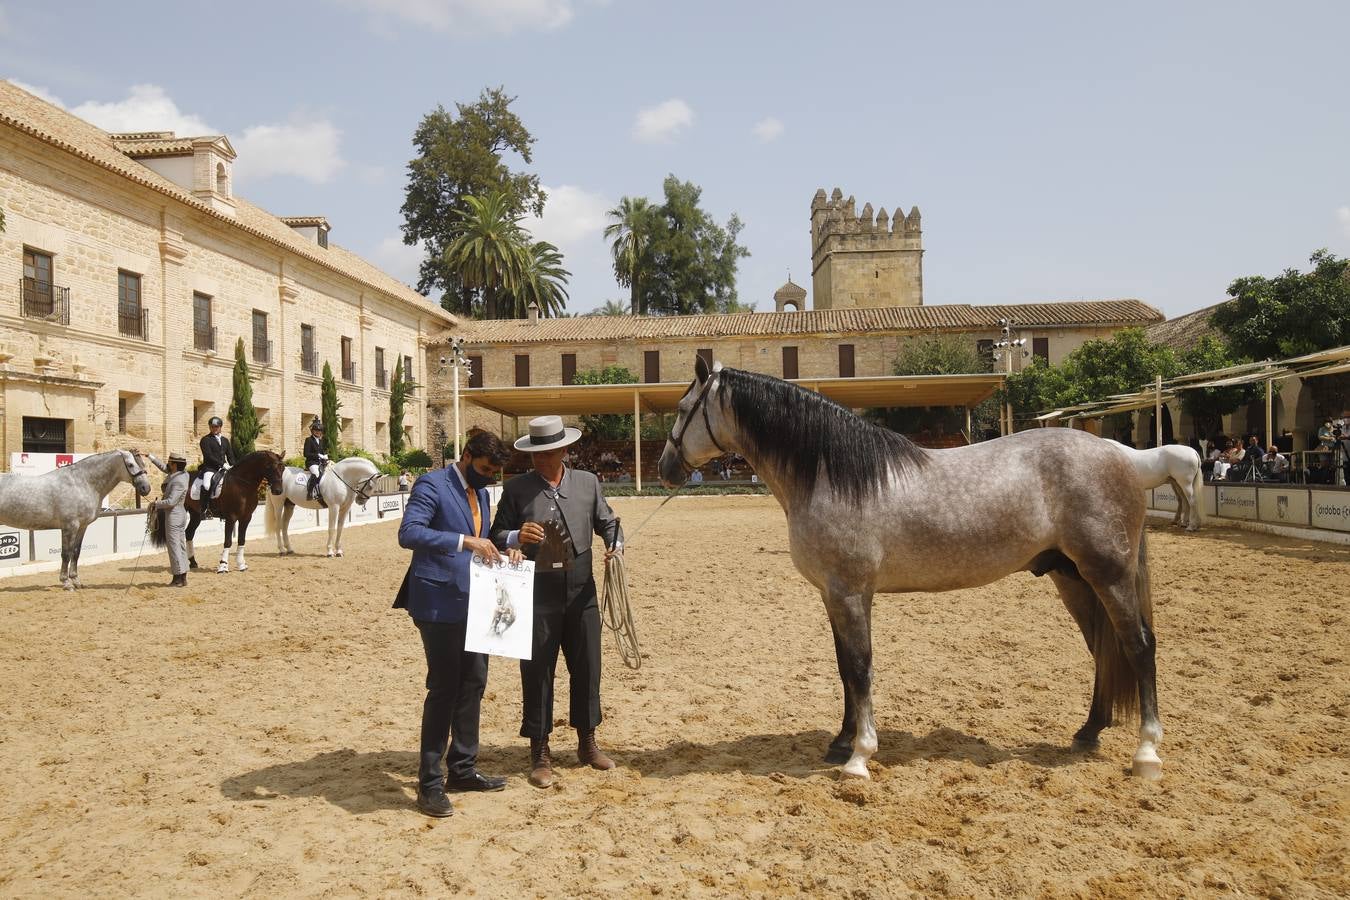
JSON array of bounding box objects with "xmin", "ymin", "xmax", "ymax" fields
[
  {"xmin": 394, "ymin": 430, "xmax": 517, "ymax": 817},
  {"xmin": 490, "ymin": 415, "xmax": 624, "ymax": 789},
  {"xmin": 304, "ymin": 418, "xmax": 329, "ymax": 502},
  {"xmin": 198, "ymin": 416, "xmax": 236, "ymax": 519},
  {"xmin": 149, "ymin": 451, "xmax": 191, "ymax": 587}
]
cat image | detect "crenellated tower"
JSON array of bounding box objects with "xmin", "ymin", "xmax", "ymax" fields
[{"xmin": 810, "ymin": 187, "xmax": 923, "ymax": 309}]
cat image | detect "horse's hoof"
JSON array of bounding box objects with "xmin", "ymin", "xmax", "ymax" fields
[
  {"xmin": 839, "ymin": 759, "xmax": 872, "ymax": 780},
  {"xmin": 823, "ymin": 746, "xmax": 852, "ymax": 765},
  {"xmin": 325, "ymin": 552, "xmax": 334, "ymax": 558},
  {"xmin": 335, "ymin": 550, "xmax": 344, "ymax": 558},
  {"xmin": 188, "ymin": 558, "xmax": 198, "ymax": 570},
  {"xmin": 1071, "ymin": 737, "xmax": 1100, "ymax": 753},
  {"xmin": 62, "ymin": 581, "xmax": 76, "ymax": 592},
  {"xmin": 237, "ymin": 565, "xmax": 248, "ymax": 572},
  {"xmin": 216, "ymin": 565, "xmax": 229, "ymax": 574},
  {"xmin": 1131, "ymin": 749, "xmax": 1163, "ymax": 781}
]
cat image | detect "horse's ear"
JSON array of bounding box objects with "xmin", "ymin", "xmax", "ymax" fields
[{"xmin": 695, "ymin": 354, "xmax": 710, "ymax": 385}]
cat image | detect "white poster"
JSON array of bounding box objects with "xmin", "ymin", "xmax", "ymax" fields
[{"xmin": 465, "ymin": 556, "xmax": 534, "ymax": 660}]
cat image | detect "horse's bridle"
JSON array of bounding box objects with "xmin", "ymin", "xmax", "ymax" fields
[
  {"xmin": 123, "ymin": 451, "xmax": 148, "ymax": 481},
  {"xmin": 329, "ymin": 466, "xmax": 381, "ymax": 504},
  {"xmin": 667, "ymin": 371, "xmax": 727, "ymax": 476}
]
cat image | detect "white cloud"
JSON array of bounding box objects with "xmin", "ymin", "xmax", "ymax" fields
[
  {"xmin": 337, "ymin": 0, "xmax": 573, "ymax": 34},
  {"xmin": 529, "ymin": 184, "xmax": 611, "ymax": 247},
  {"xmin": 752, "ymin": 117, "xmax": 784, "ymax": 143},
  {"xmin": 371, "ymin": 235, "xmax": 427, "ymax": 288},
  {"xmin": 633, "ymin": 98, "xmax": 693, "ymax": 143},
  {"xmin": 234, "ymin": 118, "xmax": 346, "ymax": 184},
  {"xmin": 70, "ymin": 84, "xmax": 215, "ymax": 135},
  {"xmin": 6, "ymin": 79, "xmax": 65, "ymax": 107},
  {"xmin": 1338, "ymin": 206, "xmax": 1350, "ymax": 243}
]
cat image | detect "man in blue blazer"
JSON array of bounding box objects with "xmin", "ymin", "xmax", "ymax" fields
[{"xmin": 395, "ymin": 430, "xmax": 515, "ymax": 817}]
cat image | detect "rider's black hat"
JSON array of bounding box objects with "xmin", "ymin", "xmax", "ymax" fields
[
  {"xmin": 310, "ymin": 418, "xmax": 325, "ymax": 431},
  {"xmin": 208, "ymin": 416, "xmax": 223, "ymax": 428}
]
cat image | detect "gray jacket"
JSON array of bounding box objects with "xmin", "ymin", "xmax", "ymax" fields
[{"xmin": 490, "ymin": 468, "xmax": 622, "ymax": 585}]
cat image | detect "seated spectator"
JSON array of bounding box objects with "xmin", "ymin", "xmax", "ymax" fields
[
  {"xmin": 690, "ymin": 469, "xmax": 704, "ymax": 484},
  {"xmin": 1263, "ymin": 447, "xmax": 1288, "ymax": 481}
]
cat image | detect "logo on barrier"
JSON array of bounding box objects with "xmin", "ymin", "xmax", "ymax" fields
[
  {"xmin": 378, "ymin": 495, "xmax": 401, "ymax": 513},
  {"xmin": 0, "ymin": 534, "xmax": 19, "ymax": 560}
]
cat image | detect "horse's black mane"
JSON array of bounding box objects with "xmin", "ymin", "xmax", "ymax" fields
[{"xmin": 718, "ymin": 367, "xmax": 927, "ymax": 502}]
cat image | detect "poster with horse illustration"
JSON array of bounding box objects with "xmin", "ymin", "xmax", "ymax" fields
[{"xmin": 465, "ymin": 556, "xmax": 534, "ymax": 660}]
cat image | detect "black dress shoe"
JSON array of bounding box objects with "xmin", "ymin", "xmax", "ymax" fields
[
  {"xmin": 445, "ymin": 771, "xmax": 507, "ymax": 792},
  {"xmin": 416, "ymin": 787, "xmax": 454, "ymax": 817}
]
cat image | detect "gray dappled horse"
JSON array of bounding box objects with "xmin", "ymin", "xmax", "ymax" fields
[
  {"xmin": 658, "ymin": 359, "xmax": 1163, "ymax": 780},
  {"xmin": 0, "ymin": 449, "xmax": 152, "ymax": 589}
]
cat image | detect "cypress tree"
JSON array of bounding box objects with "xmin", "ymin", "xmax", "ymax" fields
[
  {"xmin": 389, "ymin": 357, "xmax": 406, "ymax": 457},
  {"xmin": 321, "ymin": 361, "xmax": 343, "ymax": 454},
  {"xmin": 227, "ymin": 338, "xmax": 262, "ymax": 455}
]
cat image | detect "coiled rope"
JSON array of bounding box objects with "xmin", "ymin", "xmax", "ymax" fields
[{"xmin": 598, "ymin": 486, "xmax": 684, "ymax": 670}]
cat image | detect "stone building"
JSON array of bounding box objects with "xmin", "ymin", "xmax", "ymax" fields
[
  {"xmin": 434, "ymin": 299, "xmax": 1162, "ymax": 441},
  {"xmin": 0, "ymin": 81, "xmax": 454, "ymax": 468},
  {"xmin": 811, "ymin": 187, "xmax": 923, "ymax": 310}
]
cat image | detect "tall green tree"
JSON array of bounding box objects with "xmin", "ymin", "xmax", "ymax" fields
[
  {"xmin": 321, "ymin": 361, "xmax": 343, "ymax": 453},
  {"xmin": 604, "ymin": 196, "xmax": 655, "ymax": 314},
  {"xmin": 389, "ymin": 356, "xmax": 407, "ymax": 457},
  {"xmin": 873, "ymin": 334, "xmax": 995, "ymax": 435},
  {"xmin": 227, "ymin": 338, "xmax": 262, "ymax": 455},
  {"xmin": 613, "ymin": 176, "xmax": 750, "ymax": 316},
  {"xmin": 401, "ymin": 87, "xmax": 546, "ymax": 314},
  {"xmin": 575, "ymin": 365, "xmax": 639, "ymax": 439},
  {"xmin": 1212, "ymin": 249, "xmax": 1350, "ymax": 418}
]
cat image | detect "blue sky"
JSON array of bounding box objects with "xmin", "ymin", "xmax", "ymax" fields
[{"xmin": 4, "ymin": 0, "xmax": 1348, "ymax": 319}]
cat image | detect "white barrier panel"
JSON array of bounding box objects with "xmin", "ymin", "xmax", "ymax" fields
[
  {"xmin": 1152, "ymin": 485, "xmax": 1179, "ymax": 512},
  {"xmin": 1258, "ymin": 488, "xmax": 1310, "ymax": 527},
  {"xmin": 1215, "ymin": 486, "xmax": 1258, "ymax": 520},
  {"xmin": 351, "ymin": 500, "xmax": 377, "ymax": 523},
  {"xmin": 1203, "ymin": 485, "xmax": 1218, "ymax": 518},
  {"xmin": 0, "ymin": 529, "xmax": 26, "ymax": 567},
  {"xmin": 1310, "ymin": 491, "xmax": 1350, "ymax": 532},
  {"xmin": 191, "ymin": 518, "xmax": 226, "ymax": 547},
  {"xmin": 377, "ymin": 495, "xmax": 403, "ymax": 519},
  {"xmin": 115, "ymin": 514, "xmax": 152, "ymax": 554},
  {"xmin": 33, "ymin": 516, "xmax": 117, "ymax": 561}
]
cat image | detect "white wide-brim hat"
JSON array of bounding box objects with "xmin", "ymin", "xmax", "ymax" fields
[{"xmin": 514, "ymin": 415, "xmax": 582, "ymax": 452}]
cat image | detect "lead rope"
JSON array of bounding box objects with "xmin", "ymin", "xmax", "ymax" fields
[{"xmin": 598, "ymin": 483, "xmax": 686, "ymax": 670}]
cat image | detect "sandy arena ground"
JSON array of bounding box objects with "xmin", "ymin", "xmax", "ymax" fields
[{"xmin": 0, "ymin": 496, "xmax": 1346, "ymax": 898}]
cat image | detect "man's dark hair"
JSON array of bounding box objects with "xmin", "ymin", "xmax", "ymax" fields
[{"xmin": 463, "ymin": 431, "xmax": 511, "ymax": 465}]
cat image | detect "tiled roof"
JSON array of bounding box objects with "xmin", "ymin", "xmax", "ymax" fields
[
  {"xmin": 109, "ymin": 134, "xmax": 199, "ymax": 156},
  {"xmin": 444, "ymin": 299, "xmax": 1163, "ymax": 346},
  {"xmin": 279, "ymin": 216, "xmax": 330, "ymax": 229},
  {"xmin": 1145, "ymin": 302, "xmax": 1228, "ymax": 352},
  {"xmin": 0, "ymin": 80, "xmax": 452, "ymax": 324}
]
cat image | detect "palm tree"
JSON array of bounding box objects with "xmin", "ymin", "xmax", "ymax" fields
[
  {"xmin": 514, "ymin": 240, "xmax": 570, "ymax": 318},
  {"xmin": 587, "ymin": 299, "xmax": 629, "ymax": 317},
  {"xmin": 604, "ymin": 196, "xmax": 653, "ymax": 315},
  {"xmin": 443, "ymin": 191, "xmax": 529, "ymax": 319}
]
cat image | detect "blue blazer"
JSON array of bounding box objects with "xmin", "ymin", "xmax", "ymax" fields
[{"xmin": 394, "ymin": 467, "xmax": 489, "ymax": 623}]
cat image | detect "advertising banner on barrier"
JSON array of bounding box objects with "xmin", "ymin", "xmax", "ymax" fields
[
  {"xmin": 1258, "ymin": 488, "xmax": 1310, "ymax": 527},
  {"xmin": 116, "ymin": 514, "xmax": 153, "ymax": 554},
  {"xmin": 351, "ymin": 500, "xmax": 377, "ymax": 522},
  {"xmin": 33, "ymin": 516, "xmax": 116, "ymax": 561},
  {"xmin": 1310, "ymin": 491, "xmax": 1350, "ymax": 532},
  {"xmin": 1216, "ymin": 486, "xmax": 1258, "ymax": 520},
  {"xmin": 1152, "ymin": 485, "xmax": 1179, "ymax": 512},
  {"xmin": 0, "ymin": 529, "xmax": 26, "ymax": 567},
  {"xmin": 377, "ymin": 495, "xmax": 402, "ymax": 517},
  {"xmin": 9, "ymin": 451, "xmax": 87, "ymax": 475}
]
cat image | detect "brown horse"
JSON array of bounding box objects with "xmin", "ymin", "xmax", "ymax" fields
[{"xmin": 184, "ymin": 450, "xmax": 286, "ymax": 573}]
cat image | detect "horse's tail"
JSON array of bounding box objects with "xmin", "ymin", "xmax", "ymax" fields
[
  {"xmin": 1190, "ymin": 461, "xmax": 1205, "ymax": 528},
  {"xmin": 149, "ymin": 508, "xmax": 167, "ymax": 548},
  {"xmin": 1092, "ymin": 527, "xmax": 1152, "ymax": 725},
  {"xmin": 264, "ymin": 491, "xmax": 279, "ymax": 536}
]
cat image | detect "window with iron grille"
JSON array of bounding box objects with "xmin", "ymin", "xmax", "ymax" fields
[
  {"xmin": 21, "ymin": 247, "xmax": 56, "ymax": 318},
  {"xmin": 118, "ymin": 270, "xmax": 145, "ymax": 338},
  {"xmin": 193, "ymin": 292, "xmax": 214, "ymax": 351},
  {"xmin": 375, "ymin": 347, "xmax": 387, "ymax": 389},
  {"xmin": 404, "ymin": 355, "xmax": 415, "ymax": 394},
  {"xmin": 341, "ymin": 336, "xmax": 354, "ymax": 381},
  {"xmin": 300, "ymin": 324, "xmax": 316, "ymax": 374},
  {"xmin": 118, "ymin": 397, "xmax": 127, "ymax": 434},
  {"xmin": 468, "ymin": 355, "xmax": 483, "ymax": 388},
  {"xmin": 782, "ymin": 346, "xmax": 799, "ymax": 380},
  {"xmin": 252, "ymin": 310, "xmax": 269, "ymax": 364}
]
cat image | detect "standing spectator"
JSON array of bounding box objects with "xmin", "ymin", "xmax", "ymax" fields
[{"xmin": 398, "ymin": 470, "xmax": 411, "ymax": 493}]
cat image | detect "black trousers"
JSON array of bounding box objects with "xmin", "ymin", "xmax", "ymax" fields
[
  {"xmin": 415, "ymin": 619, "xmax": 489, "ymax": 790},
  {"xmin": 519, "ymin": 570, "xmax": 602, "ymax": 739}
]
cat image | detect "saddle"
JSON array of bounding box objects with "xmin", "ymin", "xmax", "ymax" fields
[{"xmin": 190, "ymin": 472, "xmax": 225, "ymax": 501}]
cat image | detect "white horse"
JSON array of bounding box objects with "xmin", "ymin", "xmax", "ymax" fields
[
  {"xmin": 264, "ymin": 457, "xmax": 381, "ymax": 557},
  {"xmin": 0, "ymin": 449, "xmax": 152, "ymax": 589},
  {"xmin": 1107, "ymin": 441, "xmax": 1203, "ymax": 531}
]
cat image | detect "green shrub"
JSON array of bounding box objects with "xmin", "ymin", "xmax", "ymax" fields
[{"xmin": 396, "ymin": 448, "xmax": 434, "ymax": 471}]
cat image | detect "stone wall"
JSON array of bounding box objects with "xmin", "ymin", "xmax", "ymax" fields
[
  {"xmin": 0, "ymin": 126, "xmax": 438, "ymax": 472},
  {"xmin": 810, "ymin": 188, "xmax": 923, "ymax": 309}
]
